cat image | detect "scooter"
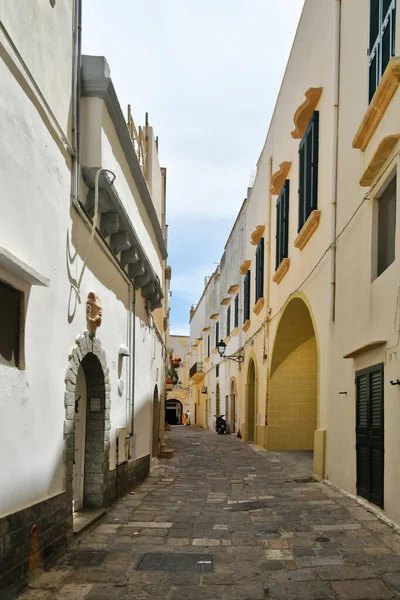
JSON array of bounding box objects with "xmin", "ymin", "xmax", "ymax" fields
[{"xmin": 215, "ymin": 415, "xmax": 227, "ymax": 435}]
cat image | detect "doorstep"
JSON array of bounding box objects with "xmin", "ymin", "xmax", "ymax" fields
[{"xmin": 73, "ymin": 508, "xmax": 106, "ymax": 535}]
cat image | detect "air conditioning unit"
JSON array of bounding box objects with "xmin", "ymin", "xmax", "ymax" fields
[
  {"xmin": 201, "ymin": 386, "xmax": 207, "ymax": 394},
  {"xmin": 116, "ymin": 428, "xmax": 129, "ymax": 464}
]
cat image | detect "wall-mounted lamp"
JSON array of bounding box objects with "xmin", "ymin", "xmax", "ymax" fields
[
  {"xmin": 217, "ymin": 339, "xmax": 244, "ymax": 363},
  {"xmin": 390, "ymin": 379, "xmax": 400, "ymax": 386},
  {"xmin": 119, "ymin": 345, "xmax": 130, "ymax": 358},
  {"xmin": 339, "ymin": 391, "xmax": 347, "ymax": 395}
]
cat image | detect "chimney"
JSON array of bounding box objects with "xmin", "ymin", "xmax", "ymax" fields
[{"xmin": 190, "ymin": 305, "xmax": 195, "ymax": 321}]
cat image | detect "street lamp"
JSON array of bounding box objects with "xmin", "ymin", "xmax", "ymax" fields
[{"xmin": 216, "ymin": 339, "xmax": 244, "ymax": 363}]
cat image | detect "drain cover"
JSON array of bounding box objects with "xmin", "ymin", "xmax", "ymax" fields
[
  {"xmin": 315, "ymin": 537, "xmax": 331, "ymax": 543},
  {"xmin": 226, "ymin": 500, "xmax": 271, "ymax": 512},
  {"xmin": 136, "ymin": 552, "xmax": 214, "ymax": 573},
  {"xmin": 58, "ymin": 550, "xmax": 108, "ymax": 567}
]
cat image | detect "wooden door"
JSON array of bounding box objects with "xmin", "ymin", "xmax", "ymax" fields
[{"xmin": 73, "ymin": 367, "xmax": 87, "ymax": 512}]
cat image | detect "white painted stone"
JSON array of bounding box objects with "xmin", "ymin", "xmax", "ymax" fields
[
  {"xmin": 265, "ymin": 549, "xmax": 293, "ymax": 560},
  {"xmin": 192, "ymin": 538, "xmax": 220, "ymax": 546},
  {"xmin": 128, "ymin": 522, "xmax": 173, "ymax": 528}
]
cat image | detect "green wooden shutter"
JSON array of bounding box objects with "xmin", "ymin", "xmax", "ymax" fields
[
  {"xmin": 283, "ymin": 180, "xmax": 290, "ymax": 260},
  {"xmin": 234, "ymin": 294, "xmax": 239, "ymax": 328},
  {"xmin": 227, "ymin": 305, "xmax": 231, "ymax": 337},
  {"xmin": 310, "ymin": 112, "xmax": 319, "ymax": 212},
  {"xmin": 215, "ymin": 322, "xmax": 219, "ymax": 347},
  {"xmin": 256, "ymin": 239, "xmax": 264, "ymax": 301}
]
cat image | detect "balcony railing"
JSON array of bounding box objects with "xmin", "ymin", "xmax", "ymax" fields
[{"xmin": 189, "ymin": 362, "xmax": 204, "ymax": 382}]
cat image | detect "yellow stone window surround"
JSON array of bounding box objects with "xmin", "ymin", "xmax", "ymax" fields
[
  {"xmin": 360, "ymin": 135, "xmax": 400, "ymax": 186},
  {"xmin": 291, "ymin": 87, "xmax": 323, "ymax": 139},
  {"xmin": 253, "ymin": 298, "xmax": 264, "ymax": 315},
  {"xmin": 270, "ymin": 162, "xmax": 292, "ymax": 195},
  {"xmin": 242, "ymin": 319, "xmax": 251, "ymax": 333},
  {"xmin": 273, "ymin": 258, "xmax": 290, "ymax": 284},
  {"xmin": 294, "ymin": 210, "xmax": 321, "ymax": 251}
]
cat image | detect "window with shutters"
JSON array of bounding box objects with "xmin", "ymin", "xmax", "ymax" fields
[
  {"xmin": 243, "ymin": 270, "xmax": 251, "ymax": 323},
  {"xmin": 215, "ymin": 322, "xmax": 219, "ymax": 348},
  {"xmin": 356, "ymin": 363, "xmax": 384, "ymax": 508},
  {"xmin": 0, "ymin": 281, "xmax": 23, "ymax": 368},
  {"xmin": 298, "ymin": 111, "xmax": 319, "ymax": 232},
  {"xmin": 276, "ymin": 180, "xmax": 290, "ymax": 269},
  {"xmin": 374, "ymin": 174, "xmax": 397, "ymax": 278},
  {"xmin": 234, "ymin": 294, "xmax": 239, "ymax": 328},
  {"xmin": 226, "ymin": 305, "xmax": 231, "ymax": 337},
  {"xmin": 255, "ymin": 239, "xmax": 264, "ymax": 302},
  {"xmin": 369, "ymin": 0, "xmax": 396, "ymax": 102},
  {"xmin": 207, "ymin": 334, "xmax": 210, "ymax": 358},
  {"xmin": 216, "ymin": 364, "xmax": 219, "ymax": 378}
]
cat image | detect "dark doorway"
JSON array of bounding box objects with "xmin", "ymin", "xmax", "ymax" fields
[
  {"xmin": 356, "ymin": 363, "xmax": 384, "ymax": 508},
  {"xmin": 247, "ymin": 360, "xmax": 256, "ymax": 443},
  {"xmin": 152, "ymin": 386, "xmax": 159, "ymax": 457},
  {"xmin": 166, "ymin": 399, "xmax": 183, "ymax": 425}
]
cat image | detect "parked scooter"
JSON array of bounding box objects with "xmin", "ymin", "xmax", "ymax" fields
[{"xmin": 215, "ymin": 414, "xmax": 227, "ymax": 435}]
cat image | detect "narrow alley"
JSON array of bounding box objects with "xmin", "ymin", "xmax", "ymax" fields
[{"xmin": 19, "ymin": 427, "xmax": 400, "ymax": 600}]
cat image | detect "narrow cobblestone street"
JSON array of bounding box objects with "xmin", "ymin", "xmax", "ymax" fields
[{"xmin": 20, "ymin": 427, "xmax": 400, "ymax": 600}]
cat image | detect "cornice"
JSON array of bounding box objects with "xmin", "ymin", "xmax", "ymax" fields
[
  {"xmin": 291, "ymin": 87, "xmax": 323, "ymax": 139},
  {"xmin": 360, "ymin": 135, "xmax": 400, "ymax": 186}
]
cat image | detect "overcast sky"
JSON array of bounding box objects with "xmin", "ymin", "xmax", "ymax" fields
[{"xmin": 83, "ymin": 0, "xmax": 305, "ymax": 335}]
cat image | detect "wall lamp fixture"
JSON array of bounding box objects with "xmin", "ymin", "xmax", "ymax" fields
[{"xmin": 217, "ymin": 340, "xmax": 244, "ymax": 363}]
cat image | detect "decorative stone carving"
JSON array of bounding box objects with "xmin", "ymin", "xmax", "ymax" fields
[
  {"xmin": 291, "ymin": 87, "xmax": 322, "ymax": 139},
  {"xmin": 359, "ymin": 135, "xmax": 400, "ymax": 186},
  {"xmin": 239, "ymin": 260, "xmax": 251, "ymax": 275},
  {"xmin": 86, "ymin": 292, "xmax": 102, "ymax": 335},
  {"xmin": 270, "ymin": 162, "xmax": 292, "ymax": 194}
]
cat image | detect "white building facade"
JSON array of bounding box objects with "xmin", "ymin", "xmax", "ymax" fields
[{"xmin": 0, "ymin": 2, "xmax": 169, "ymax": 594}]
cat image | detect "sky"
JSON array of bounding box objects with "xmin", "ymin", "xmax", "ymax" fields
[{"xmin": 82, "ymin": 0, "xmax": 305, "ymax": 335}]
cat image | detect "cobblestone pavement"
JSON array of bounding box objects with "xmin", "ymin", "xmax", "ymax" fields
[{"xmin": 19, "ymin": 427, "xmax": 400, "ymax": 599}]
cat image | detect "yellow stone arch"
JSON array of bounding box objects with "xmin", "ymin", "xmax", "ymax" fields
[
  {"xmin": 266, "ymin": 293, "xmax": 323, "ymax": 476},
  {"xmin": 244, "ymin": 350, "xmax": 259, "ymax": 444}
]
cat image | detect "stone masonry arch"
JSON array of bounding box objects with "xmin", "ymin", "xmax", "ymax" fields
[{"xmin": 64, "ymin": 331, "xmax": 111, "ymax": 509}]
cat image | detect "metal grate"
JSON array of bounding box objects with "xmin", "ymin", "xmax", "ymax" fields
[
  {"xmin": 58, "ymin": 550, "xmax": 108, "ymax": 567},
  {"xmin": 136, "ymin": 552, "xmax": 214, "ymax": 573}
]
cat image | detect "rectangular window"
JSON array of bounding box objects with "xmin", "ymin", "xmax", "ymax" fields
[
  {"xmin": 216, "ymin": 364, "xmax": 219, "ymax": 378},
  {"xmin": 376, "ymin": 175, "xmax": 396, "ymax": 277},
  {"xmin": 255, "ymin": 238, "xmax": 264, "ymax": 302},
  {"xmin": 243, "ymin": 270, "xmax": 251, "ymax": 323},
  {"xmin": 0, "ymin": 281, "xmax": 22, "ymax": 368},
  {"xmin": 276, "ymin": 180, "xmax": 290, "ymax": 269},
  {"xmin": 369, "ymin": 0, "xmax": 396, "ymax": 102},
  {"xmin": 215, "ymin": 321, "xmax": 219, "ymax": 348},
  {"xmin": 234, "ymin": 294, "xmax": 239, "ymax": 328},
  {"xmin": 298, "ymin": 111, "xmax": 319, "ymax": 232},
  {"xmin": 207, "ymin": 334, "xmax": 210, "ymax": 358},
  {"xmin": 226, "ymin": 305, "xmax": 231, "ymax": 337}
]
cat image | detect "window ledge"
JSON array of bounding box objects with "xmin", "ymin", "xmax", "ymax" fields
[
  {"xmin": 224, "ymin": 335, "xmax": 231, "ymax": 344},
  {"xmin": 242, "ymin": 319, "xmax": 251, "ymax": 333},
  {"xmin": 343, "ymin": 340, "xmax": 387, "ymax": 359},
  {"xmin": 212, "ymin": 348, "xmax": 218, "ymax": 355},
  {"xmin": 220, "ymin": 297, "xmax": 231, "ymax": 306},
  {"xmin": 204, "ymin": 357, "xmax": 210, "ymax": 363},
  {"xmin": 203, "ymin": 326, "xmax": 211, "ymax": 333},
  {"xmin": 231, "ymin": 327, "xmax": 239, "ymax": 337},
  {"xmin": 273, "ymin": 258, "xmax": 290, "ymax": 284},
  {"xmin": 239, "ymin": 260, "xmax": 251, "ymax": 275},
  {"xmin": 0, "ymin": 247, "xmax": 50, "ymax": 286},
  {"xmin": 291, "ymin": 87, "xmax": 323, "ymax": 139},
  {"xmin": 294, "ymin": 211, "xmax": 321, "ymax": 250},
  {"xmin": 228, "ymin": 284, "xmax": 239, "ymax": 295},
  {"xmin": 360, "ymin": 135, "xmax": 400, "ymax": 186},
  {"xmin": 353, "ymin": 57, "xmax": 400, "ymax": 151},
  {"xmin": 253, "ymin": 298, "xmax": 265, "ymax": 315},
  {"xmin": 210, "ymin": 313, "xmax": 219, "ymax": 320}
]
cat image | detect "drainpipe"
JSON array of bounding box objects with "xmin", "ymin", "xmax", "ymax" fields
[
  {"xmin": 265, "ymin": 157, "xmax": 273, "ymax": 432},
  {"xmin": 71, "ymin": 0, "xmax": 82, "ymax": 205},
  {"xmin": 130, "ymin": 286, "xmax": 136, "ymax": 436},
  {"xmin": 329, "ymin": 0, "xmax": 341, "ymax": 322}
]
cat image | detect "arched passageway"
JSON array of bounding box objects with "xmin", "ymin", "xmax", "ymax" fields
[
  {"xmin": 166, "ymin": 399, "xmax": 183, "ymax": 425},
  {"xmin": 247, "ymin": 360, "xmax": 256, "ymax": 442},
  {"xmin": 268, "ymin": 297, "xmax": 318, "ymax": 456}
]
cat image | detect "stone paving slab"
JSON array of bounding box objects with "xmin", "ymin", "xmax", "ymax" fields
[{"xmin": 17, "ymin": 426, "xmax": 400, "ymax": 599}]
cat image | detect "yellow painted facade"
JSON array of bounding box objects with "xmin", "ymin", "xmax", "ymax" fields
[{"xmin": 190, "ymin": 0, "xmax": 400, "ymax": 525}]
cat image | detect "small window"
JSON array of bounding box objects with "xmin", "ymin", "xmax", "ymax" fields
[
  {"xmin": 298, "ymin": 111, "xmax": 319, "ymax": 232},
  {"xmin": 226, "ymin": 305, "xmax": 231, "ymax": 337},
  {"xmin": 215, "ymin": 322, "xmax": 219, "ymax": 348},
  {"xmin": 276, "ymin": 180, "xmax": 290, "ymax": 269},
  {"xmin": 0, "ymin": 281, "xmax": 22, "ymax": 368},
  {"xmin": 243, "ymin": 270, "xmax": 251, "ymax": 323},
  {"xmin": 369, "ymin": 0, "xmax": 396, "ymax": 102},
  {"xmin": 255, "ymin": 238, "xmax": 264, "ymax": 302},
  {"xmin": 234, "ymin": 294, "xmax": 239, "ymax": 328},
  {"xmin": 376, "ymin": 175, "xmax": 396, "ymax": 277}
]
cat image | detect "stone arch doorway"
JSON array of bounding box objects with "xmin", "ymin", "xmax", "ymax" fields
[
  {"xmin": 152, "ymin": 385, "xmax": 159, "ymax": 457},
  {"xmin": 267, "ymin": 297, "xmax": 319, "ymax": 470},
  {"xmin": 247, "ymin": 360, "xmax": 256, "ymax": 442},
  {"xmin": 216, "ymin": 383, "xmax": 221, "ymax": 416},
  {"xmin": 65, "ymin": 332, "xmax": 111, "ymax": 512},
  {"xmin": 166, "ymin": 399, "xmax": 183, "ymax": 425},
  {"xmin": 229, "ymin": 378, "xmax": 237, "ymax": 433}
]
